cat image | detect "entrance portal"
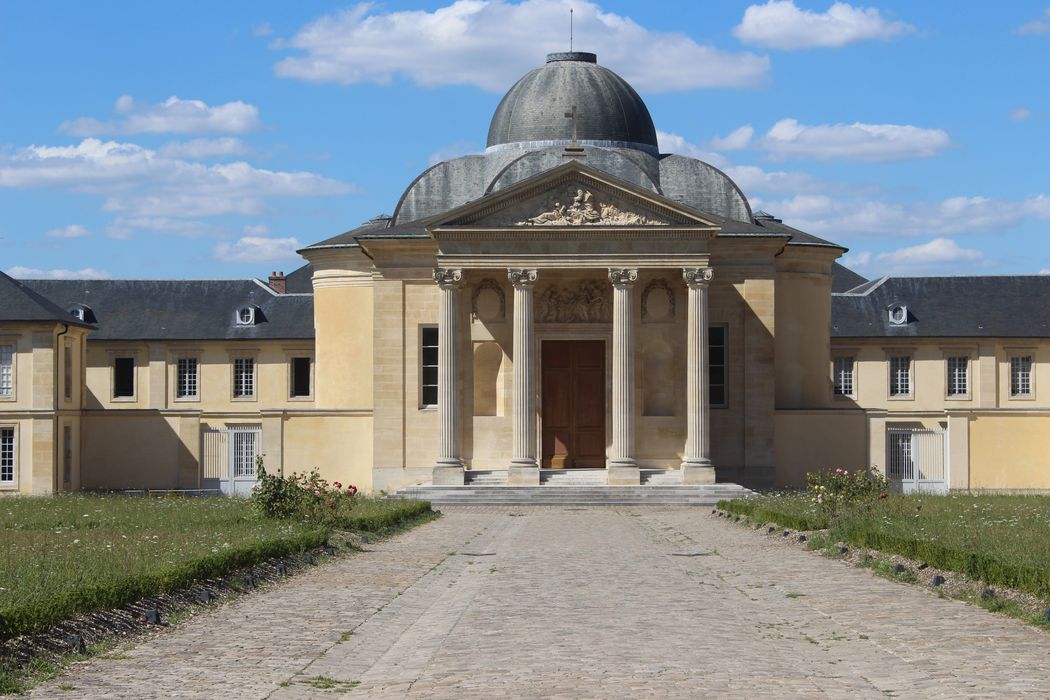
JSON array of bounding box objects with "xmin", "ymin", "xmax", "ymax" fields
[{"xmin": 541, "ymin": 340, "xmax": 606, "ymax": 468}]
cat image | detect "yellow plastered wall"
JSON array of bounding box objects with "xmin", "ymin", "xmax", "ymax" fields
[
  {"xmin": 774, "ymin": 410, "xmax": 868, "ymax": 487},
  {"xmin": 282, "ymin": 415, "xmax": 374, "ymax": 492},
  {"xmin": 314, "ymin": 284, "xmax": 374, "ymax": 410},
  {"xmin": 969, "ymin": 413, "xmax": 1050, "ymax": 490},
  {"xmin": 81, "ymin": 413, "xmax": 199, "ymax": 490}
]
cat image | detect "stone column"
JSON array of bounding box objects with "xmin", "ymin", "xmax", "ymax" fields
[
  {"xmin": 508, "ymin": 268, "xmax": 540, "ymax": 485},
  {"xmin": 432, "ymin": 268, "xmax": 465, "ymax": 485},
  {"xmin": 608, "ymin": 268, "xmax": 640, "ymax": 485},
  {"xmin": 682, "ymin": 267, "xmax": 716, "ymax": 484}
]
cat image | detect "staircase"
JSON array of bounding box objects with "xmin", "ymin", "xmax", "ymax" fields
[{"xmin": 390, "ymin": 469, "xmax": 752, "ymax": 506}]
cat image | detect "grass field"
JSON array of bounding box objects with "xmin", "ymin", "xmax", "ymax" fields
[
  {"xmin": 721, "ymin": 493, "xmax": 1050, "ymax": 599},
  {"xmin": 0, "ymin": 494, "xmax": 431, "ymax": 642}
]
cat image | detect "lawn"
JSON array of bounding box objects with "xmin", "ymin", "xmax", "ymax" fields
[
  {"xmin": 721, "ymin": 493, "xmax": 1050, "ymax": 599},
  {"xmin": 0, "ymin": 494, "xmax": 431, "ymax": 642}
]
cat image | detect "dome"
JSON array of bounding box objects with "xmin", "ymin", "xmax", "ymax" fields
[{"xmin": 486, "ymin": 52, "xmax": 659, "ymax": 155}]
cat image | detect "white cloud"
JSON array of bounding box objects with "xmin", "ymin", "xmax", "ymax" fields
[
  {"xmin": 61, "ymin": 96, "xmax": 261, "ymax": 136},
  {"xmin": 0, "ymin": 138, "xmax": 354, "ymax": 218},
  {"xmin": 758, "ymin": 193, "xmax": 1034, "ymax": 238},
  {"xmin": 45, "ymin": 224, "xmax": 90, "ymax": 238},
  {"xmin": 761, "ymin": 118, "xmax": 950, "ymax": 161},
  {"xmin": 733, "ymin": 0, "xmax": 914, "ymax": 50},
  {"xmin": 1025, "ymin": 194, "xmax": 1050, "ymax": 219},
  {"xmin": 254, "ymin": 22, "xmax": 274, "ymax": 37},
  {"xmin": 708, "ymin": 125, "xmax": 754, "ymax": 151},
  {"xmin": 1016, "ymin": 9, "xmax": 1050, "ymax": 35},
  {"xmin": 157, "ymin": 137, "xmax": 250, "ymax": 159},
  {"xmin": 1010, "ymin": 107, "xmax": 1032, "ymax": 122},
  {"xmin": 7, "ymin": 266, "xmax": 112, "ymax": 280},
  {"xmin": 427, "ymin": 142, "xmax": 482, "ymax": 166},
  {"xmin": 847, "ymin": 238, "xmax": 984, "ymax": 274},
  {"xmin": 656, "ymin": 131, "xmax": 729, "ymax": 166},
  {"xmin": 274, "ymin": 0, "xmax": 769, "ymax": 92},
  {"xmin": 214, "ymin": 235, "xmax": 303, "ymax": 263},
  {"xmin": 105, "ymin": 217, "xmax": 223, "ymax": 240}
]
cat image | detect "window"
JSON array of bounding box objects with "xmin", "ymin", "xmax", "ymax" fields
[
  {"xmin": 231, "ymin": 429, "xmax": 259, "ymax": 478},
  {"xmin": 63, "ymin": 343, "xmax": 73, "ymax": 401},
  {"xmin": 709, "ymin": 325, "xmax": 727, "ymax": 407},
  {"xmin": 176, "ymin": 357, "xmax": 199, "ymax": 399},
  {"xmin": 113, "ymin": 357, "xmax": 135, "ymax": 398},
  {"xmin": 233, "ymin": 357, "xmax": 255, "ymax": 399},
  {"xmin": 291, "ymin": 357, "xmax": 311, "ymax": 398},
  {"xmin": 421, "ymin": 326, "xmax": 438, "ymax": 407},
  {"xmin": 1010, "ymin": 355, "xmax": 1033, "ymax": 397},
  {"xmin": 833, "ymin": 357, "xmax": 855, "ymax": 397},
  {"xmin": 62, "ymin": 425, "xmax": 72, "ymax": 486},
  {"xmin": 889, "ymin": 356, "xmax": 911, "ymax": 397},
  {"xmin": 0, "ymin": 344, "xmax": 13, "ymax": 398},
  {"xmin": 947, "ymin": 356, "xmax": 969, "ymax": 397},
  {"xmin": 1, "ymin": 427, "xmax": 13, "ymax": 485},
  {"xmin": 888, "ymin": 305, "xmax": 908, "ymax": 325},
  {"xmin": 235, "ymin": 306, "xmax": 256, "ymax": 325}
]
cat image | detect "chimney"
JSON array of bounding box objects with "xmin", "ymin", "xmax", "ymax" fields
[{"xmin": 268, "ymin": 271, "xmax": 286, "ymax": 294}]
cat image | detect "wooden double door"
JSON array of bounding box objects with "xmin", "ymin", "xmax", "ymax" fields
[{"xmin": 541, "ymin": 340, "xmax": 606, "ymax": 468}]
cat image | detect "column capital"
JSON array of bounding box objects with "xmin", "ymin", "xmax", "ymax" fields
[
  {"xmin": 432, "ymin": 267, "xmax": 464, "ymax": 288},
  {"xmin": 683, "ymin": 267, "xmax": 714, "ymax": 288},
  {"xmin": 608, "ymin": 268, "xmax": 639, "ymax": 288},
  {"xmin": 507, "ymin": 268, "xmax": 538, "ymax": 288}
]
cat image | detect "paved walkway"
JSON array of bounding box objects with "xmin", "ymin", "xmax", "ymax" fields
[{"xmin": 30, "ymin": 508, "xmax": 1050, "ymax": 698}]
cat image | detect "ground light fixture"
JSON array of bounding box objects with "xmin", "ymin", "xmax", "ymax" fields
[
  {"xmin": 144, "ymin": 608, "xmax": 162, "ymax": 625},
  {"xmin": 932, "ymin": 576, "xmax": 946, "ymax": 587},
  {"xmin": 197, "ymin": 589, "xmax": 214, "ymax": 604},
  {"xmin": 981, "ymin": 588, "xmax": 995, "ymax": 601},
  {"xmin": 66, "ymin": 634, "xmax": 86, "ymax": 654}
]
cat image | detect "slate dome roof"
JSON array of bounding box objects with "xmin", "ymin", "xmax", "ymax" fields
[{"xmin": 486, "ymin": 52, "xmax": 659, "ymax": 154}]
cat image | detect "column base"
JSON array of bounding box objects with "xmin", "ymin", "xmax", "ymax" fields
[
  {"xmin": 432, "ymin": 464, "xmax": 465, "ymax": 486},
  {"xmin": 681, "ymin": 461, "xmax": 716, "ymax": 485},
  {"xmin": 607, "ymin": 465, "xmax": 640, "ymax": 485},
  {"xmin": 507, "ymin": 464, "xmax": 540, "ymax": 486}
]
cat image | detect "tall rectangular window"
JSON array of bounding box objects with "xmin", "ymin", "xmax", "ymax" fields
[
  {"xmin": 177, "ymin": 357, "xmax": 199, "ymax": 399},
  {"xmin": 1010, "ymin": 355, "xmax": 1033, "ymax": 397},
  {"xmin": 709, "ymin": 325, "xmax": 727, "ymax": 407},
  {"xmin": 63, "ymin": 425, "xmax": 72, "ymax": 486},
  {"xmin": 889, "ymin": 356, "xmax": 911, "ymax": 397},
  {"xmin": 233, "ymin": 358, "xmax": 255, "ymax": 399},
  {"xmin": 421, "ymin": 326, "xmax": 439, "ymax": 407},
  {"xmin": 0, "ymin": 345, "xmax": 13, "ymax": 398},
  {"xmin": 0, "ymin": 427, "xmax": 14, "ymax": 484},
  {"xmin": 64, "ymin": 343, "xmax": 73, "ymax": 401},
  {"xmin": 113, "ymin": 357, "xmax": 135, "ymax": 398},
  {"xmin": 291, "ymin": 357, "xmax": 311, "ymax": 398},
  {"xmin": 833, "ymin": 357, "xmax": 855, "ymax": 397},
  {"xmin": 947, "ymin": 356, "xmax": 969, "ymax": 397}
]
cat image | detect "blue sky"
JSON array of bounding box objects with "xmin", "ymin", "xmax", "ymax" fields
[{"xmin": 2, "ymin": 1, "xmax": 1048, "ymax": 280}]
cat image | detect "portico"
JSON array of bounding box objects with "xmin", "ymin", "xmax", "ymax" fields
[{"xmin": 426, "ymin": 161, "xmax": 719, "ymax": 487}]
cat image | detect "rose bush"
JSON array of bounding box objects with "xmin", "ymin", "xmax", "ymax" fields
[{"xmin": 806, "ymin": 466, "xmax": 889, "ymax": 520}]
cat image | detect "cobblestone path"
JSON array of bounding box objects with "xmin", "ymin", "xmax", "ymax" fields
[{"xmin": 30, "ymin": 508, "xmax": 1050, "ymax": 699}]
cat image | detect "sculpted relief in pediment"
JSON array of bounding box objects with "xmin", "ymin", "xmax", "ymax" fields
[
  {"xmin": 471, "ymin": 186, "xmax": 670, "ymax": 227},
  {"xmin": 519, "ymin": 187, "xmax": 666, "ymax": 226}
]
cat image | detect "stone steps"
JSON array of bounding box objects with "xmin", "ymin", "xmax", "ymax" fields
[{"xmin": 389, "ymin": 483, "xmax": 751, "ymax": 506}]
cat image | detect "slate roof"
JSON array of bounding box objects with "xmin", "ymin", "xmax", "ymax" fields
[
  {"xmin": 20, "ymin": 279, "xmax": 314, "ymax": 341},
  {"xmin": 0, "ymin": 271, "xmax": 94, "ymax": 327},
  {"xmin": 831, "ymin": 263, "xmax": 868, "ymax": 293},
  {"xmin": 284, "ymin": 265, "xmax": 314, "ymax": 294},
  {"xmin": 832, "ymin": 276, "xmax": 1050, "ymax": 338}
]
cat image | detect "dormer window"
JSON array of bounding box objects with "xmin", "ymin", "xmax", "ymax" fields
[
  {"xmin": 68, "ymin": 304, "xmax": 94, "ymax": 323},
  {"xmin": 888, "ymin": 304, "xmax": 908, "ymax": 326},
  {"xmin": 235, "ymin": 306, "xmax": 257, "ymax": 326}
]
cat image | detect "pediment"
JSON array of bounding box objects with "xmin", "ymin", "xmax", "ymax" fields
[{"xmin": 430, "ymin": 162, "xmax": 719, "ymax": 230}]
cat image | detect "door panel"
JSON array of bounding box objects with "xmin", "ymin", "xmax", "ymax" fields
[{"xmin": 542, "ymin": 340, "xmax": 606, "ymax": 468}]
